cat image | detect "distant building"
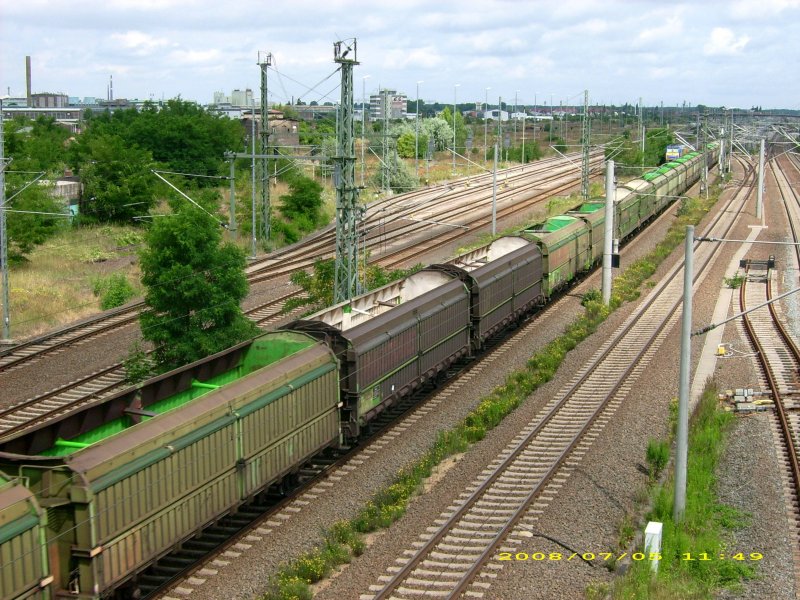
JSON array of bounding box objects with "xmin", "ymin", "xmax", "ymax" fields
[
  {"xmin": 483, "ymin": 109, "xmax": 509, "ymax": 122},
  {"xmin": 293, "ymin": 104, "xmax": 337, "ymax": 121},
  {"xmin": 1, "ymin": 95, "xmax": 29, "ymax": 107},
  {"xmin": 370, "ymin": 90, "xmax": 407, "ymax": 120},
  {"xmin": 269, "ymin": 117, "xmax": 299, "ymax": 146},
  {"xmin": 238, "ymin": 109, "xmax": 299, "ymax": 147},
  {"xmin": 211, "ymin": 89, "xmax": 255, "ymax": 107},
  {"xmin": 32, "ymin": 93, "xmax": 69, "ymax": 108},
  {"xmin": 1, "ymin": 106, "xmax": 83, "ymax": 132},
  {"xmin": 230, "ymin": 88, "xmax": 254, "ymax": 107}
]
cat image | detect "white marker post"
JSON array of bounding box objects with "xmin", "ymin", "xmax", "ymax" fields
[{"xmin": 645, "ymin": 521, "xmax": 663, "ymax": 574}]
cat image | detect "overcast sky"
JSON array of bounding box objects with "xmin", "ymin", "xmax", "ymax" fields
[{"xmin": 2, "ymin": 0, "xmax": 798, "ymax": 110}]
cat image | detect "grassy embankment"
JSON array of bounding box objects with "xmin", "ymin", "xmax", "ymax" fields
[
  {"xmin": 260, "ymin": 184, "xmax": 729, "ymax": 600},
  {"xmin": 7, "ymin": 225, "xmax": 143, "ymax": 339},
  {"xmin": 588, "ymin": 382, "xmax": 755, "ymax": 599}
]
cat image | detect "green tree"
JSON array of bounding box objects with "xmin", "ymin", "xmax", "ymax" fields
[
  {"xmin": 439, "ymin": 107, "xmax": 467, "ymax": 152},
  {"xmin": 138, "ymin": 207, "xmax": 258, "ymax": 371},
  {"xmin": 298, "ymin": 117, "xmax": 335, "ymax": 146},
  {"xmin": 76, "ymin": 99, "xmax": 243, "ymax": 183},
  {"xmin": 6, "ymin": 116, "xmax": 71, "ymax": 173},
  {"xmin": 421, "ymin": 117, "xmax": 452, "ymax": 151},
  {"xmin": 1, "ymin": 117, "xmax": 72, "ymax": 262},
  {"xmin": 279, "ymin": 174, "xmax": 324, "ymax": 227},
  {"xmin": 79, "ymin": 134, "xmax": 156, "ymax": 223},
  {"xmin": 3, "ymin": 184, "xmax": 65, "ymax": 264},
  {"xmin": 284, "ymin": 258, "xmax": 422, "ymax": 315},
  {"xmin": 370, "ymin": 151, "xmax": 416, "ymax": 193},
  {"xmin": 396, "ymin": 132, "xmax": 428, "ymax": 159},
  {"xmin": 284, "ymin": 258, "xmax": 335, "ymax": 314},
  {"xmin": 505, "ymin": 141, "xmax": 542, "ymax": 164}
]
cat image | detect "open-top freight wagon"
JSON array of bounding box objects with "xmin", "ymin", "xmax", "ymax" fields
[{"xmin": 0, "ymin": 332, "xmax": 339, "ymax": 598}]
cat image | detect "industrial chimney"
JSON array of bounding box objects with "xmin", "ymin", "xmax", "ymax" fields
[{"xmin": 26, "ymin": 56, "xmax": 32, "ymax": 107}]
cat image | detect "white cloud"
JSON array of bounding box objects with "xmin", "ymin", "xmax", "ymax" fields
[
  {"xmin": 648, "ymin": 66, "xmax": 677, "ymax": 80},
  {"xmin": 540, "ymin": 18, "xmax": 609, "ymax": 45},
  {"xmin": 637, "ymin": 14, "xmax": 684, "ymax": 45},
  {"xmin": 382, "ymin": 48, "xmax": 444, "ymax": 71},
  {"xmin": 168, "ymin": 49, "xmax": 222, "ymax": 66},
  {"xmin": 731, "ymin": 0, "xmax": 800, "ymax": 18},
  {"xmin": 703, "ymin": 27, "xmax": 750, "ymax": 55},
  {"xmin": 110, "ymin": 31, "xmax": 170, "ymax": 56}
]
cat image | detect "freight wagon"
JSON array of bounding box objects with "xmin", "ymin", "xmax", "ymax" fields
[
  {"xmin": 522, "ymin": 142, "xmax": 718, "ymax": 294},
  {"xmin": 1, "ymin": 473, "xmax": 51, "ymax": 600},
  {"xmin": 0, "ymin": 332, "xmax": 340, "ymax": 598}
]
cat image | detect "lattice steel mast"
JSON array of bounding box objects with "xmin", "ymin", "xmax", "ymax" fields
[
  {"xmin": 581, "ymin": 89, "xmax": 591, "ymax": 200},
  {"xmin": 258, "ymin": 52, "xmax": 273, "ymax": 242},
  {"xmin": 333, "ymin": 39, "xmax": 361, "ymax": 303}
]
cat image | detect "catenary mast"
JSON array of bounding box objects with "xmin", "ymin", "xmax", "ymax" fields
[{"xmin": 333, "ymin": 40, "xmax": 361, "ymax": 303}]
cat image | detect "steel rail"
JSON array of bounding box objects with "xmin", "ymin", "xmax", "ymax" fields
[{"xmin": 741, "ymin": 268, "xmax": 800, "ymax": 501}]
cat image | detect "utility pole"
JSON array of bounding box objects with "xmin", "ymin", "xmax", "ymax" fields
[
  {"xmin": 497, "ymin": 96, "xmax": 502, "ymax": 162},
  {"xmin": 415, "ymin": 80, "xmax": 423, "ymax": 177},
  {"xmin": 581, "ymin": 89, "xmax": 590, "ymax": 200},
  {"xmin": 521, "ymin": 99, "xmax": 526, "ymax": 165},
  {"xmin": 382, "ymin": 89, "xmax": 389, "ymax": 194},
  {"xmin": 333, "ymin": 39, "xmax": 361, "ymax": 303},
  {"xmin": 361, "ymin": 75, "xmax": 370, "ymax": 188},
  {"xmin": 757, "ymin": 138, "xmax": 765, "ymax": 220},
  {"xmin": 492, "ymin": 143, "xmax": 498, "ymax": 235},
  {"xmin": 258, "ymin": 52, "xmax": 273, "ymax": 243},
  {"xmin": 638, "ymin": 96, "xmax": 644, "ymax": 156},
  {"xmin": 250, "ymin": 101, "xmax": 257, "ymax": 258},
  {"xmin": 452, "ymin": 84, "xmax": 460, "ymax": 175},
  {"xmin": 674, "ymin": 225, "xmax": 694, "ymax": 523},
  {"xmin": 227, "ymin": 153, "xmax": 236, "ymax": 241},
  {"xmin": 484, "ymin": 87, "xmax": 491, "ymax": 163},
  {"xmin": 727, "ymin": 110, "xmax": 733, "ymax": 173},
  {"xmin": 513, "ymin": 91, "xmax": 518, "ymax": 146},
  {"xmin": 602, "ymin": 160, "xmax": 615, "ymax": 305},
  {"xmin": 1, "ymin": 99, "xmax": 9, "ymax": 340},
  {"xmin": 700, "ymin": 109, "xmax": 708, "ymax": 199}
]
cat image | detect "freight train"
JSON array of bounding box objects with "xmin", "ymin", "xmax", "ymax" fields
[{"xmin": 0, "ymin": 143, "xmax": 717, "ymax": 599}]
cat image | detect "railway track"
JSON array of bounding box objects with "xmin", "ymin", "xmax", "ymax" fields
[
  {"xmin": 739, "ymin": 262, "xmax": 800, "ymax": 597},
  {"xmin": 361, "ymin": 158, "xmax": 755, "ymax": 599},
  {"xmin": 0, "ymin": 153, "xmax": 597, "ymax": 378},
  {"xmin": 0, "ymin": 304, "xmax": 141, "ymax": 373}
]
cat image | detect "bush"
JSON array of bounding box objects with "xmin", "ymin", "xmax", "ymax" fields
[
  {"xmin": 123, "ymin": 341, "xmax": 152, "ymax": 384},
  {"xmin": 646, "ymin": 438, "xmax": 669, "ymax": 481},
  {"xmin": 724, "ymin": 274, "xmax": 744, "ymax": 289},
  {"xmin": 92, "ymin": 273, "xmax": 136, "ymax": 310}
]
